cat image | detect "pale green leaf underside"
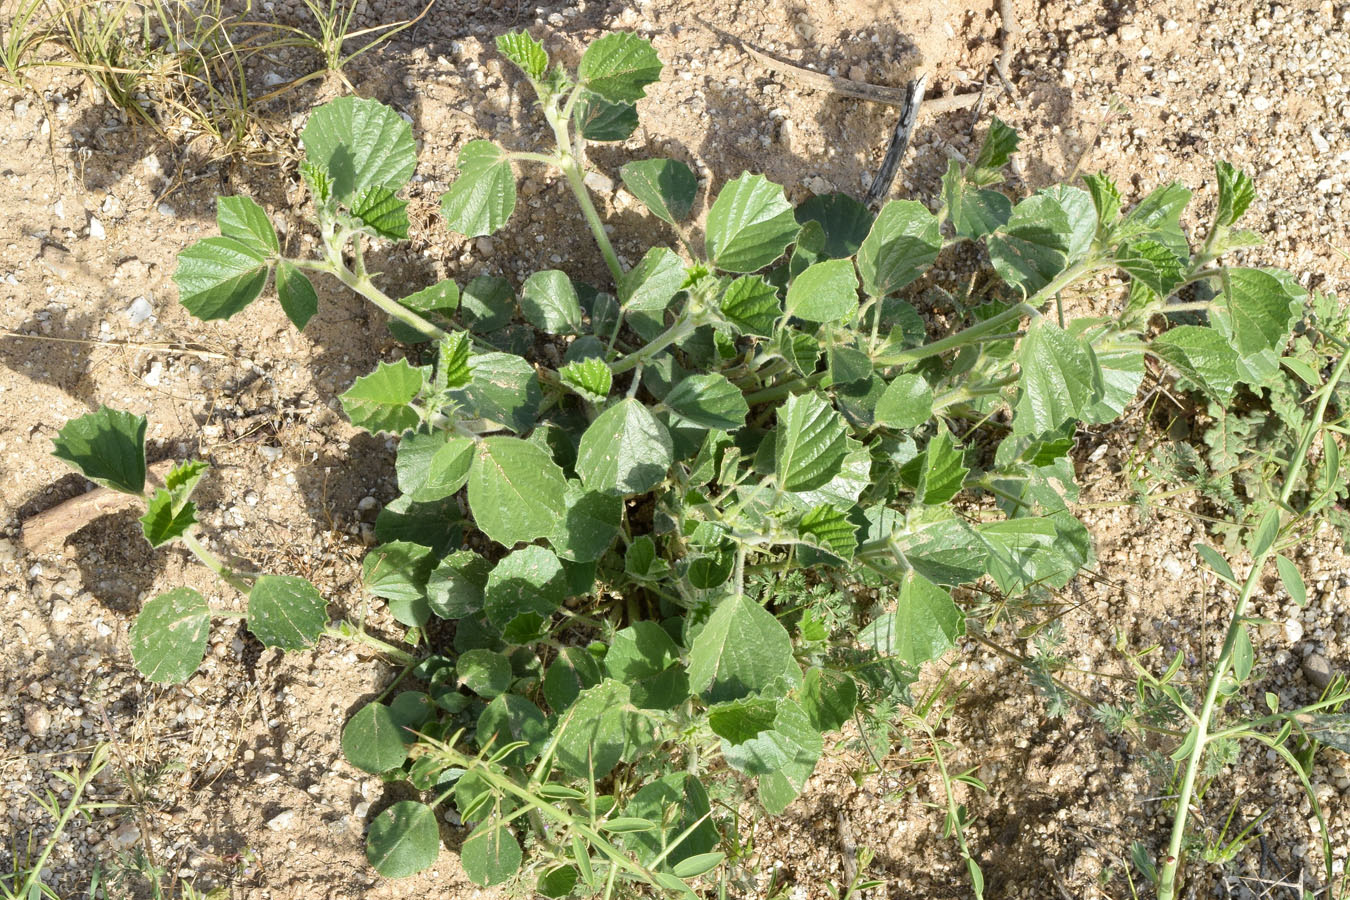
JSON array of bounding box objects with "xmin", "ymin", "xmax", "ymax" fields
[{"xmin": 130, "ymin": 587, "xmax": 210, "ymax": 683}]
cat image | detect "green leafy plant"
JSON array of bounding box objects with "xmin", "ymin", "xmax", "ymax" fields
[{"xmin": 50, "ymin": 27, "xmax": 1350, "ymax": 898}]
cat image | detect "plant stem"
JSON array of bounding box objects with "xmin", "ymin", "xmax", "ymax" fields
[
  {"xmin": 182, "ymin": 533, "xmax": 253, "ymax": 594},
  {"xmin": 538, "ymin": 99, "xmax": 625, "ymax": 286},
  {"xmin": 15, "ymin": 745, "xmax": 110, "ymax": 900},
  {"xmin": 314, "ymin": 254, "xmax": 448, "ymax": 342},
  {"xmin": 608, "ymin": 313, "xmax": 701, "ymax": 375},
  {"xmin": 1156, "ymin": 348, "xmax": 1350, "ymax": 900},
  {"xmin": 324, "ymin": 624, "xmax": 417, "ymax": 665},
  {"xmin": 873, "ymin": 302, "xmax": 1035, "ymax": 368}
]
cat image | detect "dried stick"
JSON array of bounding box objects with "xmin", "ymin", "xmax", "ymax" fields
[
  {"xmin": 865, "ymin": 70, "xmax": 927, "ymax": 207},
  {"xmin": 21, "ymin": 460, "xmax": 174, "ymax": 552}
]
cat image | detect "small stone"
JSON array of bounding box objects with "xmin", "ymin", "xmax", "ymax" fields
[
  {"xmin": 1252, "ymin": 97, "xmax": 1272, "ymax": 112},
  {"xmin": 1284, "ymin": 617, "xmax": 1305, "ymax": 643},
  {"xmin": 1311, "ymin": 128, "xmax": 1330, "ymax": 153},
  {"xmin": 1119, "ymin": 23, "xmax": 1143, "ymax": 41},
  {"xmin": 110, "ymin": 823, "xmax": 141, "ymax": 850},
  {"xmin": 804, "ymin": 175, "xmax": 834, "ymax": 195},
  {"xmin": 266, "ymin": 810, "xmax": 297, "ymax": 831},
  {"xmin": 156, "ymin": 202, "xmax": 176, "ymax": 218},
  {"xmin": 353, "ymin": 801, "xmax": 371, "ymax": 819},
  {"xmin": 476, "ymin": 236, "xmax": 495, "ymax": 255},
  {"xmin": 88, "ymin": 217, "xmax": 106, "ymax": 240},
  {"xmin": 127, "ymin": 296, "xmax": 154, "ymax": 324},
  {"xmin": 24, "ymin": 706, "xmax": 51, "ymax": 737},
  {"xmin": 1302, "ymin": 652, "xmax": 1334, "ymax": 690},
  {"xmin": 13, "ymin": 99, "xmax": 29, "ymax": 116},
  {"xmin": 583, "ymin": 170, "xmax": 614, "ymax": 194},
  {"xmin": 258, "ymin": 445, "xmax": 283, "ymax": 463}
]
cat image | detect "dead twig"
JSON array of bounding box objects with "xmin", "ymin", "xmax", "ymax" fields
[
  {"xmin": 21, "ymin": 459, "xmax": 175, "ymax": 552},
  {"xmin": 865, "ymin": 70, "xmax": 927, "ymax": 207},
  {"xmin": 995, "ymin": 0, "xmax": 1024, "ymax": 106}
]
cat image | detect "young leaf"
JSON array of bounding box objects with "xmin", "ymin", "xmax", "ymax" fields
[
  {"xmin": 774, "ymin": 393, "xmax": 850, "ymax": 492},
  {"xmin": 859, "ymin": 572, "xmax": 964, "ymax": 667},
  {"xmin": 1082, "ymin": 172, "xmax": 1122, "ymax": 230},
  {"xmin": 987, "ymin": 193, "xmax": 1071, "ymax": 293},
  {"xmin": 1214, "ymin": 160, "xmax": 1255, "ymax": 228},
  {"xmin": 300, "ymin": 96, "xmax": 417, "ymax": 205},
  {"xmin": 350, "ymin": 184, "xmax": 410, "ymax": 241},
  {"xmin": 784, "ymin": 258, "xmax": 858, "ymax": 323},
  {"xmin": 495, "ymin": 30, "xmax": 548, "ymax": 81},
  {"xmin": 441, "ymin": 140, "xmax": 517, "ymax": 237},
  {"xmin": 796, "ymin": 503, "xmax": 858, "ymax": 561},
  {"xmin": 455, "ymin": 353, "xmax": 540, "ymax": 433},
  {"xmin": 467, "ymin": 436, "xmax": 568, "ymax": 546},
  {"xmin": 521, "ymin": 269, "xmax": 583, "ymax": 333},
  {"xmin": 1195, "ymin": 544, "xmax": 1236, "ymax": 583},
  {"xmin": 458, "ymin": 648, "xmax": 512, "ymax": 698},
  {"xmin": 434, "ymin": 332, "xmax": 472, "ymax": 390},
  {"xmin": 1039, "ymin": 185, "xmax": 1097, "ymax": 263},
  {"xmin": 718, "ymin": 274, "xmax": 781, "ymax": 336},
  {"xmin": 1211, "ymin": 268, "xmax": 1301, "ymax": 360},
  {"xmin": 460, "ymin": 274, "xmax": 515, "ymax": 332},
  {"xmin": 619, "ymin": 158, "xmax": 697, "ymax": 225},
  {"xmin": 970, "ymin": 117, "xmax": 1020, "ymax": 181},
  {"xmin": 52, "ymin": 406, "xmax": 147, "ymax": 494},
  {"xmin": 129, "ymin": 588, "xmax": 210, "ymax": 683},
  {"xmin": 856, "ymin": 199, "xmax": 941, "ymax": 297},
  {"xmin": 574, "ymin": 93, "xmax": 639, "ymax": 141},
  {"xmin": 620, "ymin": 246, "xmax": 685, "ymax": 312},
  {"xmin": 174, "ymin": 236, "xmax": 270, "ymax": 321},
  {"xmin": 664, "ymin": 373, "xmax": 749, "ymax": 431},
  {"xmin": 874, "ymin": 373, "xmax": 933, "ymax": 429},
  {"xmin": 139, "ymin": 488, "xmax": 197, "ymax": 548},
  {"xmin": 1249, "ymin": 506, "xmax": 1281, "ymax": 557},
  {"xmin": 275, "ymin": 260, "xmax": 318, "ymax": 330},
  {"xmin": 402, "ymin": 279, "xmax": 460, "ymax": 318},
  {"xmin": 1150, "ymin": 325, "xmax": 1240, "ymax": 400},
  {"xmin": 706, "ymin": 174, "xmax": 799, "ymax": 273},
  {"xmin": 340, "ymin": 359, "xmax": 424, "ymax": 434},
  {"xmin": 1116, "ymin": 239, "xmax": 1184, "ymax": 296},
  {"xmin": 216, "ymin": 196, "xmax": 278, "ymax": 255},
  {"xmin": 578, "ymin": 32, "xmax": 662, "ymax": 103},
  {"xmin": 1014, "ymin": 318, "xmax": 1103, "ymax": 435},
  {"xmin": 1232, "ymin": 622, "xmax": 1254, "ymax": 682},
  {"xmin": 427, "ymin": 550, "xmax": 490, "ymax": 619},
  {"xmin": 363, "ymin": 541, "xmax": 434, "ymax": 626},
  {"xmin": 941, "ymin": 160, "xmax": 1012, "ymax": 239},
  {"xmin": 687, "ymin": 592, "xmax": 795, "ymax": 703},
  {"xmin": 913, "ymin": 425, "xmax": 969, "ymax": 506},
  {"xmin": 1276, "ymin": 554, "xmax": 1308, "ymax": 607},
  {"xmin": 795, "ymin": 193, "xmax": 875, "ymax": 259},
  {"xmin": 396, "ymin": 430, "xmax": 473, "ymax": 501},
  {"xmin": 247, "ymin": 575, "xmax": 327, "ymax": 650},
  {"xmin": 799, "ymin": 668, "xmax": 857, "ymax": 732},
  {"xmin": 560, "ymin": 357, "xmax": 613, "ymax": 403},
  {"xmin": 342, "ymin": 701, "xmax": 411, "ymax": 774},
  {"xmin": 576, "ymin": 399, "xmax": 674, "ymax": 495},
  {"xmin": 365, "ymin": 801, "xmax": 440, "ymax": 878},
  {"xmin": 484, "ymin": 545, "xmax": 566, "ymax": 631}
]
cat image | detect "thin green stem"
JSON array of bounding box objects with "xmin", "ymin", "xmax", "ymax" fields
[
  {"xmin": 873, "ymin": 302, "xmax": 1035, "ymax": 368},
  {"xmin": 15, "ymin": 746, "xmax": 110, "ymax": 900},
  {"xmin": 182, "ymin": 533, "xmax": 253, "ymax": 594},
  {"xmin": 1157, "ymin": 348, "xmax": 1350, "ymax": 900},
  {"xmin": 608, "ymin": 314, "xmax": 701, "ymax": 375},
  {"xmin": 743, "ymin": 371, "xmax": 828, "ymax": 405},
  {"xmin": 324, "ymin": 624, "xmax": 418, "ymax": 666},
  {"xmin": 318, "ymin": 255, "xmax": 448, "ymax": 342}
]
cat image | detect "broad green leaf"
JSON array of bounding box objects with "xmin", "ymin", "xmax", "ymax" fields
[
  {"xmin": 785, "ymin": 258, "xmax": 858, "ymax": 323},
  {"xmin": 621, "ymin": 773, "xmax": 717, "ymax": 868},
  {"xmin": 350, "ymin": 184, "xmax": 410, "ymax": 240},
  {"xmin": 435, "ymin": 332, "xmax": 472, "ymax": 389},
  {"xmin": 366, "ymin": 801, "xmax": 439, "ymax": 878},
  {"xmin": 687, "ymin": 592, "xmax": 794, "ymax": 703},
  {"xmin": 543, "ymin": 646, "xmax": 604, "ymax": 712},
  {"xmin": 718, "ymin": 697, "xmax": 821, "ymax": 781},
  {"xmin": 942, "ymin": 160, "xmax": 1012, "ymax": 239},
  {"xmin": 401, "ymin": 279, "xmax": 460, "ymax": 318},
  {"xmin": 340, "ymin": 359, "xmax": 423, "ymax": 434},
  {"xmin": 664, "ymin": 373, "xmax": 748, "ymax": 431},
  {"xmin": 799, "ymin": 668, "xmax": 857, "ymax": 732},
  {"xmin": 795, "ymin": 193, "xmax": 874, "ymax": 259},
  {"xmin": 1082, "ymin": 338, "xmax": 1145, "ymax": 424},
  {"xmin": 538, "ymin": 866, "xmax": 579, "ymax": 898},
  {"xmin": 461, "ymin": 823, "xmax": 522, "ymax": 886},
  {"xmin": 216, "ymin": 196, "xmax": 277, "ymax": 254},
  {"xmin": 719, "ymin": 274, "xmax": 780, "ymax": 335},
  {"xmin": 1038, "ymin": 185, "xmax": 1096, "ymax": 263},
  {"xmin": 1082, "ymin": 172, "xmax": 1122, "ymax": 230},
  {"xmin": 455, "ymin": 352, "xmax": 541, "ymax": 433},
  {"xmin": 1014, "ymin": 318, "xmax": 1103, "ymax": 435},
  {"xmin": 774, "ymin": 393, "xmax": 850, "ymax": 492},
  {"xmin": 468, "ymin": 436, "xmax": 567, "ymax": 545},
  {"xmin": 1117, "ymin": 239, "xmax": 1184, "ymax": 297},
  {"xmin": 706, "ymin": 174, "xmax": 799, "ymax": 273},
  {"xmin": 163, "ymin": 458, "xmax": 208, "ymax": 500},
  {"xmin": 555, "ymin": 679, "xmax": 648, "ymax": 778},
  {"xmin": 139, "ymin": 488, "xmax": 197, "ymax": 548},
  {"xmin": 495, "ymin": 30, "xmax": 547, "ymax": 80},
  {"xmin": 275, "ymin": 260, "xmax": 318, "ymax": 330},
  {"xmin": 828, "ymin": 345, "xmax": 872, "ymax": 386},
  {"xmin": 606, "ymin": 621, "xmax": 680, "ymax": 682},
  {"xmin": 363, "ymin": 541, "xmax": 434, "ymax": 626},
  {"xmin": 909, "ymin": 424, "xmax": 968, "ymax": 505},
  {"xmin": 1211, "ymin": 268, "xmax": 1301, "ymax": 359},
  {"xmin": 427, "ymin": 550, "xmax": 490, "ymax": 619},
  {"xmin": 396, "ymin": 429, "xmax": 473, "ymax": 501},
  {"xmin": 859, "ymin": 572, "xmax": 964, "ymax": 667},
  {"xmin": 970, "ymin": 117, "xmax": 1019, "ymax": 181},
  {"xmin": 988, "ymin": 193, "xmax": 1071, "ymax": 293},
  {"xmin": 796, "ymin": 503, "xmax": 858, "ymax": 561},
  {"xmin": 477, "ymin": 694, "xmax": 548, "ymax": 767},
  {"xmin": 521, "ymin": 269, "xmax": 583, "ymax": 333},
  {"xmin": 620, "ymin": 246, "xmax": 685, "ymax": 311},
  {"xmin": 129, "ymin": 588, "xmax": 210, "ymax": 683},
  {"xmin": 1276, "ymin": 554, "xmax": 1307, "ymax": 607},
  {"xmin": 342, "ymin": 701, "xmax": 410, "ymax": 773},
  {"xmin": 578, "ymin": 32, "xmax": 662, "ymax": 103},
  {"xmin": 979, "ymin": 512, "xmax": 1090, "ymax": 593},
  {"xmin": 247, "ymin": 575, "xmax": 327, "ymax": 650},
  {"xmin": 460, "ymin": 274, "xmax": 515, "ymax": 332},
  {"xmin": 560, "ymin": 357, "xmax": 613, "ymax": 403},
  {"xmin": 791, "ymin": 440, "xmax": 869, "ymax": 510},
  {"xmin": 551, "ymin": 483, "xmax": 622, "ymax": 562},
  {"xmin": 1151, "ymin": 325, "xmax": 1240, "ymax": 400},
  {"xmin": 458, "ymin": 648, "xmax": 512, "ymax": 698},
  {"xmin": 890, "ymin": 516, "xmax": 989, "ymax": 586},
  {"xmin": 484, "ymin": 545, "xmax": 566, "ymax": 631},
  {"xmin": 574, "ymin": 92, "xmax": 639, "ymax": 141},
  {"xmin": 1214, "ymin": 161, "xmax": 1255, "ymax": 228},
  {"xmin": 620, "ymin": 158, "xmax": 697, "ymax": 225},
  {"xmin": 441, "ymin": 140, "xmax": 517, "ymax": 237},
  {"xmin": 301, "ymin": 97, "xmax": 417, "ymax": 204},
  {"xmin": 874, "ymin": 373, "xmax": 933, "ymax": 429},
  {"xmin": 375, "ymin": 494, "xmax": 461, "ymax": 555},
  {"xmin": 174, "ymin": 236, "xmax": 269, "ymax": 321},
  {"xmin": 754, "ymin": 698, "xmax": 822, "ymax": 814},
  {"xmin": 1118, "ymin": 182, "xmax": 1191, "ymax": 252},
  {"xmin": 576, "ymin": 399, "xmax": 674, "ymax": 495},
  {"xmin": 856, "ymin": 199, "xmax": 941, "ymax": 297},
  {"xmin": 52, "ymin": 406, "xmax": 146, "ymax": 494}
]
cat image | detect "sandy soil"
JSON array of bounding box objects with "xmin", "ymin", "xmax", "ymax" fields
[{"xmin": 2, "ymin": 0, "xmax": 1349, "ymax": 898}]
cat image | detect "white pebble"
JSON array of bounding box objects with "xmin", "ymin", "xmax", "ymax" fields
[
  {"xmin": 127, "ymin": 296, "xmax": 154, "ymax": 324},
  {"xmin": 88, "ymin": 217, "xmax": 106, "ymax": 240},
  {"xmin": 1285, "ymin": 617, "xmax": 1305, "ymax": 643}
]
